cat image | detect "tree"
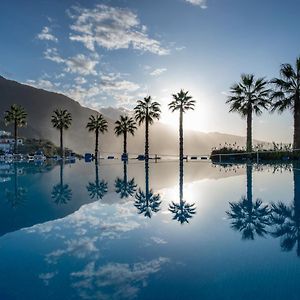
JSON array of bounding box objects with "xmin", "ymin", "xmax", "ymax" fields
[
  {"xmin": 134, "ymin": 96, "xmax": 161, "ymax": 160},
  {"xmin": 169, "ymin": 89, "xmax": 195, "ymax": 162},
  {"xmin": 86, "ymin": 114, "xmax": 108, "ymax": 160},
  {"xmin": 271, "ymin": 57, "xmax": 300, "ymax": 149},
  {"xmin": 4, "ymin": 104, "xmax": 27, "ymax": 153},
  {"xmin": 114, "ymin": 115, "xmax": 137, "ymax": 159},
  {"xmin": 51, "ymin": 109, "xmax": 72, "ymax": 158},
  {"xmin": 226, "ymin": 74, "xmax": 271, "ymax": 152}
]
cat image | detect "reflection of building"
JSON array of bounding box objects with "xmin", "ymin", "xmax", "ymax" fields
[{"xmin": 0, "ymin": 131, "xmax": 23, "ymax": 152}]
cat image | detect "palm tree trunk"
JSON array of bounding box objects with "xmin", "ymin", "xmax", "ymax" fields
[
  {"xmin": 60, "ymin": 160, "xmax": 63, "ymax": 187},
  {"xmin": 14, "ymin": 120, "xmax": 17, "ymax": 154},
  {"xmin": 95, "ymin": 160, "xmax": 99, "ymax": 185},
  {"xmin": 246, "ymin": 164, "xmax": 253, "ymax": 205},
  {"xmin": 293, "ymin": 93, "xmax": 300, "ymax": 150},
  {"xmin": 145, "ymin": 111, "xmax": 149, "ymax": 161},
  {"xmin": 123, "ymin": 161, "xmax": 127, "ymax": 183},
  {"xmin": 293, "ymin": 162, "xmax": 300, "ymax": 256},
  {"xmin": 246, "ymin": 108, "xmax": 252, "ymax": 152},
  {"xmin": 95, "ymin": 129, "xmax": 99, "ymax": 160},
  {"xmin": 123, "ymin": 131, "xmax": 127, "ymax": 156},
  {"xmin": 179, "ymin": 108, "xmax": 184, "ymax": 204},
  {"xmin": 145, "ymin": 159, "xmax": 149, "ymax": 201},
  {"xmin": 60, "ymin": 128, "xmax": 64, "ymax": 158}
]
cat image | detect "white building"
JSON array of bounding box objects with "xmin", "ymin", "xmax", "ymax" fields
[{"xmin": 0, "ymin": 131, "xmax": 23, "ymax": 153}]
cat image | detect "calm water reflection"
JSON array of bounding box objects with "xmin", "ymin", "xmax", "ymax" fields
[{"xmin": 1, "ymin": 160, "xmax": 300, "ymax": 299}]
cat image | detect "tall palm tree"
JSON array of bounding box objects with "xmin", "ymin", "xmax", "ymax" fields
[
  {"xmin": 4, "ymin": 104, "xmax": 27, "ymax": 153},
  {"xmin": 270, "ymin": 162, "xmax": 300, "ymax": 256},
  {"xmin": 115, "ymin": 161, "xmax": 137, "ymax": 199},
  {"xmin": 114, "ymin": 115, "xmax": 137, "ymax": 159},
  {"xmin": 169, "ymin": 156, "xmax": 196, "ymax": 224},
  {"xmin": 86, "ymin": 161, "xmax": 108, "ymax": 200},
  {"xmin": 51, "ymin": 161, "xmax": 72, "ymax": 205},
  {"xmin": 271, "ymin": 57, "xmax": 300, "ymax": 149},
  {"xmin": 226, "ymin": 164, "xmax": 271, "ymax": 240},
  {"xmin": 51, "ymin": 109, "xmax": 72, "ymax": 158},
  {"xmin": 226, "ymin": 74, "xmax": 271, "ymax": 152},
  {"xmin": 86, "ymin": 114, "xmax": 108, "ymax": 160},
  {"xmin": 134, "ymin": 160, "xmax": 161, "ymax": 218},
  {"xmin": 134, "ymin": 96, "xmax": 161, "ymax": 161},
  {"xmin": 169, "ymin": 90, "xmax": 195, "ymax": 161}
]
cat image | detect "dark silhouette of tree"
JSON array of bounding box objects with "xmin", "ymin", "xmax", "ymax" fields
[
  {"xmin": 87, "ymin": 160, "xmax": 108, "ymax": 200},
  {"xmin": 4, "ymin": 104, "xmax": 27, "ymax": 153},
  {"xmin": 169, "ymin": 157, "xmax": 196, "ymax": 224},
  {"xmin": 226, "ymin": 164, "xmax": 271, "ymax": 240},
  {"xmin": 271, "ymin": 57, "xmax": 300, "ymax": 149},
  {"xmin": 115, "ymin": 161, "xmax": 137, "ymax": 199},
  {"xmin": 270, "ymin": 163, "xmax": 300, "ymax": 256},
  {"xmin": 226, "ymin": 75, "xmax": 271, "ymax": 152},
  {"xmin": 114, "ymin": 115, "xmax": 137, "ymax": 159},
  {"xmin": 51, "ymin": 109, "xmax": 72, "ymax": 158},
  {"xmin": 134, "ymin": 160, "xmax": 161, "ymax": 218},
  {"xmin": 51, "ymin": 161, "xmax": 72, "ymax": 205},
  {"xmin": 86, "ymin": 114, "xmax": 108, "ymax": 160},
  {"xmin": 5, "ymin": 164, "xmax": 27, "ymax": 208},
  {"xmin": 134, "ymin": 96, "xmax": 161, "ymax": 161}
]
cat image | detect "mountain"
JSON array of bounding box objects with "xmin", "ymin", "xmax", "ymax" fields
[{"xmin": 0, "ymin": 75, "xmax": 255, "ymax": 155}]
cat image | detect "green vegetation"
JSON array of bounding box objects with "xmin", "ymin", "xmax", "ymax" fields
[
  {"xmin": 51, "ymin": 109, "xmax": 72, "ymax": 158},
  {"xmin": 86, "ymin": 114, "xmax": 108, "ymax": 159},
  {"xmin": 4, "ymin": 104, "xmax": 27, "ymax": 153},
  {"xmin": 114, "ymin": 115, "xmax": 137, "ymax": 157}
]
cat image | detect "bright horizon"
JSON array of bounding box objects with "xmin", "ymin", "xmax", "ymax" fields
[{"xmin": 1, "ymin": 0, "xmax": 300, "ymax": 142}]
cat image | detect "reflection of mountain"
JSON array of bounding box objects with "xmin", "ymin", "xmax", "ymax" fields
[
  {"xmin": 271, "ymin": 163, "xmax": 300, "ymax": 256},
  {"xmin": 227, "ymin": 164, "xmax": 271, "ymax": 240},
  {"xmin": 134, "ymin": 161, "xmax": 161, "ymax": 218},
  {"xmin": 0, "ymin": 75, "xmax": 263, "ymax": 154}
]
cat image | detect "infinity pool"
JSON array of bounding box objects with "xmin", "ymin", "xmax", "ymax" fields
[{"xmin": 0, "ymin": 160, "xmax": 299, "ymax": 300}]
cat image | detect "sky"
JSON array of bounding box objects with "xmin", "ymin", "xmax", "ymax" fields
[{"xmin": 0, "ymin": 0, "xmax": 300, "ymax": 143}]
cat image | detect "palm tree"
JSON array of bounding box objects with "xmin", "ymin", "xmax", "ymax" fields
[
  {"xmin": 226, "ymin": 164, "xmax": 271, "ymax": 240},
  {"xmin": 51, "ymin": 109, "xmax": 72, "ymax": 158},
  {"xmin": 169, "ymin": 90, "xmax": 195, "ymax": 161},
  {"xmin": 226, "ymin": 74, "xmax": 271, "ymax": 152},
  {"xmin": 51, "ymin": 161, "xmax": 72, "ymax": 205},
  {"xmin": 86, "ymin": 114, "xmax": 108, "ymax": 160},
  {"xmin": 4, "ymin": 104, "xmax": 27, "ymax": 153},
  {"xmin": 134, "ymin": 96, "xmax": 161, "ymax": 161},
  {"xmin": 270, "ymin": 162, "xmax": 300, "ymax": 256},
  {"xmin": 87, "ymin": 161, "xmax": 108, "ymax": 200},
  {"xmin": 271, "ymin": 57, "xmax": 300, "ymax": 149},
  {"xmin": 169, "ymin": 155, "xmax": 196, "ymax": 224},
  {"xmin": 114, "ymin": 115, "xmax": 137, "ymax": 159},
  {"xmin": 134, "ymin": 160, "xmax": 161, "ymax": 218},
  {"xmin": 115, "ymin": 161, "xmax": 137, "ymax": 199}
]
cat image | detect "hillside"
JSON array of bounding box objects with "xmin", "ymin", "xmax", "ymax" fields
[{"xmin": 0, "ymin": 75, "xmax": 254, "ymax": 155}]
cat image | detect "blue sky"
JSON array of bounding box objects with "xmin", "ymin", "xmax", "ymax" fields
[{"xmin": 1, "ymin": 0, "xmax": 300, "ymax": 142}]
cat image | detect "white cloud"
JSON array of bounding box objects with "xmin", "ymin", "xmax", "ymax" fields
[
  {"xmin": 150, "ymin": 68, "xmax": 167, "ymax": 76},
  {"xmin": 27, "ymin": 79, "xmax": 55, "ymax": 90},
  {"xmin": 185, "ymin": 0, "xmax": 207, "ymax": 8},
  {"xmin": 37, "ymin": 26, "xmax": 58, "ymax": 42},
  {"xmin": 68, "ymin": 4, "xmax": 169, "ymax": 55},
  {"xmin": 44, "ymin": 48, "xmax": 98, "ymax": 76}
]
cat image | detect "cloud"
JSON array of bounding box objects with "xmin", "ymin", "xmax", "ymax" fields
[
  {"xmin": 150, "ymin": 68, "xmax": 167, "ymax": 76},
  {"xmin": 44, "ymin": 48, "xmax": 98, "ymax": 76},
  {"xmin": 68, "ymin": 4, "xmax": 169, "ymax": 55},
  {"xmin": 37, "ymin": 26, "xmax": 58, "ymax": 42},
  {"xmin": 185, "ymin": 0, "xmax": 207, "ymax": 8}
]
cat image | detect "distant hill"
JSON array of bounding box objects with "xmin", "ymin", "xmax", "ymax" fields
[{"xmin": 0, "ymin": 75, "xmax": 259, "ymax": 155}]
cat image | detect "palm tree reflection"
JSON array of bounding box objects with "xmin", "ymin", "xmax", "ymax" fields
[
  {"xmin": 169, "ymin": 158, "xmax": 196, "ymax": 224},
  {"xmin": 5, "ymin": 164, "xmax": 27, "ymax": 208},
  {"xmin": 115, "ymin": 161, "xmax": 137, "ymax": 199},
  {"xmin": 134, "ymin": 160, "xmax": 161, "ymax": 218},
  {"xmin": 226, "ymin": 164, "xmax": 270, "ymax": 240},
  {"xmin": 87, "ymin": 160, "xmax": 108, "ymax": 200},
  {"xmin": 270, "ymin": 163, "xmax": 300, "ymax": 256},
  {"xmin": 51, "ymin": 161, "xmax": 72, "ymax": 205}
]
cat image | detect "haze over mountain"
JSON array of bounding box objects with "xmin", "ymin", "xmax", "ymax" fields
[{"xmin": 0, "ymin": 75, "xmax": 258, "ymax": 155}]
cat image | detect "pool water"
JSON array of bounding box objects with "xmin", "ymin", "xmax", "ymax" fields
[{"xmin": 0, "ymin": 160, "xmax": 299, "ymax": 300}]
